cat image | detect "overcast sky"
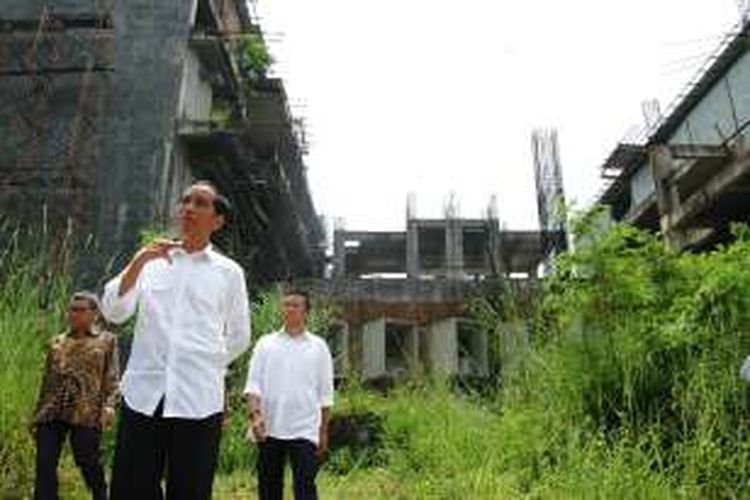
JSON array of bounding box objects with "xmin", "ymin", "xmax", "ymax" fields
[{"xmin": 254, "ymin": 0, "xmax": 740, "ymax": 231}]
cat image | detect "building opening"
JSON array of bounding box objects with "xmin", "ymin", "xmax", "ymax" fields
[
  {"xmin": 457, "ymin": 320, "xmax": 487, "ymax": 376},
  {"xmin": 385, "ymin": 322, "xmax": 415, "ymax": 377}
]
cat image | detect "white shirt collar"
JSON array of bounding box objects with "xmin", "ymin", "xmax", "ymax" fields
[
  {"xmin": 171, "ymin": 243, "xmax": 214, "ymax": 261},
  {"xmin": 280, "ymin": 329, "xmax": 310, "ymax": 341}
]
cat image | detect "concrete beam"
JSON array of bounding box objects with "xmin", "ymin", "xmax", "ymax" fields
[
  {"xmin": 668, "ymin": 144, "xmax": 730, "ymax": 160},
  {"xmin": 667, "ymin": 152, "xmax": 750, "ymax": 230},
  {"xmin": 665, "ymin": 227, "xmax": 716, "ymax": 250},
  {"xmin": 624, "ymin": 193, "xmax": 658, "ymax": 226}
]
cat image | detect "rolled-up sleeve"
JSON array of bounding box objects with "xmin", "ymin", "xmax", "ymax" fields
[
  {"xmin": 224, "ymin": 269, "xmax": 251, "ymax": 365},
  {"xmin": 101, "ymin": 273, "xmax": 139, "ymax": 324},
  {"xmin": 318, "ymin": 342, "xmax": 334, "ymax": 408}
]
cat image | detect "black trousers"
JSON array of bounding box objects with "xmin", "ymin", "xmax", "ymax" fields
[
  {"xmin": 110, "ymin": 400, "xmax": 223, "ymax": 500},
  {"xmin": 34, "ymin": 420, "xmax": 107, "ymax": 500},
  {"xmin": 257, "ymin": 437, "xmax": 319, "ymax": 500}
]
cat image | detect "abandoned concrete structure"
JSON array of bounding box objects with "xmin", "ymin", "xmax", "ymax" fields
[
  {"xmin": 313, "ymin": 129, "xmax": 567, "ymax": 380},
  {"xmin": 0, "ymin": 1, "xmax": 324, "ymax": 284},
  {"xmin": 598, "ymin": 22, "xmax": 750, "ymax": 250},
  {"xmin": 319, "ymin": 184, "xmax": 565, "ymax": 380}
]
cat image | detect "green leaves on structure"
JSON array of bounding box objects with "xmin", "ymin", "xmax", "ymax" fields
[{"xmin": 237, "ymin": 33, "xmax": 273, "ymax": 81}]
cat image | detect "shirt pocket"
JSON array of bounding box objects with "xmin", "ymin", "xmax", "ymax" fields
[
  {"xmin": 140, "ymin": 275, "xmax": 173, "ymax": 324},
  {"xmin": 184, "ymin": 272, "xmax": 224, "ymax": 319}
]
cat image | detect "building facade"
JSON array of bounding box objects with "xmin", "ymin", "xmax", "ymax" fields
[
  {"xmin": 316, "ymin": 209, "xmax": 561, "ymax": 380},
  {"xmin": 0, "ymin": 0, "xmax": 324, "ymax": 284},
  {"xmin": 598, "ymin": 23, "xmax": 750, "ymax": 250}
]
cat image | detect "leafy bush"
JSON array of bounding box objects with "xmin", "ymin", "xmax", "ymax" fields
[{"xmin": 484, "ymin": 221, "xmax": 750, "ymax": 496}]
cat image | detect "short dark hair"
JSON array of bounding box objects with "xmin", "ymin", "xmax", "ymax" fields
[
  {"xmin": 283, "ymin": 288, "xmax": 311, "ymax": 311},
  {"xmin": 192, "ymin": 180, "xmax": 232, "ymax": 218},
  {"xmin": 71, "ymin": 291, "xmax": 100, "ymax": 311}
]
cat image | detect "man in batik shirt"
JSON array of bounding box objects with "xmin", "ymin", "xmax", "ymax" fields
[{"xmin": 32, "ymin": 291, "xmax": 119, "ymax": 500}]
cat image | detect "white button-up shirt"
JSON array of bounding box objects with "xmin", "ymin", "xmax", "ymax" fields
[
  {"xmin": 245, "ymin": 331, "xmax": 334, "ymax": 445},
  {"xmin": 101, "ymin": 245, "xmax": 251, "ymax": 419}
]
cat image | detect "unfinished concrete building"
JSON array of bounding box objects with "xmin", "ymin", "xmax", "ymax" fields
[
  {"xmin": 315, "ymin": 128, "xmax": 567, "ymax": 380},
  {"xmin": 318, "ymin": 189, "xmax": 564, "ymax": 380},
  {"xmin": 0, "ymin": 1, "xmax": 324, "ymax": 284},
  {"xmin": 598, "ymin": 22, "xmax": 750, "ymax": 250}
]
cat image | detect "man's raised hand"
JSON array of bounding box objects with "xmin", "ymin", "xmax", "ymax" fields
[{"xmin": 136, "ymin": 239, "xmax": 182, "ymax": 265}]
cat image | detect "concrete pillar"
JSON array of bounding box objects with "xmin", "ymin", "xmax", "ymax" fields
[
  {"xmin": 444, "ymin": 219, "xmax": 464, "ymax": 279},
  {"xmin": 329, "ymin": 321, "xmax": 350, "ymax": 377},
  {"xmin": 429, "ymin": 318, "xmax": 458, "ymax": 375},
  {"xmin": 407, "ymin": 325, "xmax": 419, "ymax": 370},
  {"xmin": 333, "ymin": 230, "xmax": 346, "ymax": 280},
  {"xmin": 362, "ymin": 318, "xmax": 385, "ymax": 379},
  {"xmin": 487, "ymin": 218, "xmax": 503, "ymax": 275},
  {"xmin": 406, "ymin": 219, "xmax": 420, "ymax": 279},
  {"xmin": 650, "ymin": 145, "xmax": 678, "ymax": 240}
]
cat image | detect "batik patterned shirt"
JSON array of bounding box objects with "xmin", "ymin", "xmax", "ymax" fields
[{"xmin": 34, "ymin": 327, "xmax": 119, "ymax": 429}]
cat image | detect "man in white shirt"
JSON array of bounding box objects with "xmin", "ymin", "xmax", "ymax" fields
[
  {"xmin": 245, "ymin": 289, "xmax": 334, "ymax": 500},
  {"xmin": 101, "ymin": 181, "xmax": 251, "ymax": 500}
]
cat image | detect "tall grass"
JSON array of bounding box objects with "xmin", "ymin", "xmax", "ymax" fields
[
  {"xmin": 477, "ymin": 221, "xmax": 750, "ymax": 497},
  {"xmin": 0, "ymin": 227, "xmax": 71, "ymax": 496}
]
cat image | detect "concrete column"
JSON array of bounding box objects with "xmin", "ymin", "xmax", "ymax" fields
[
  {"xmin": 429, "ymin": 318, "xmax": 458, "ymax": 375},
  {"xmin": 330, "ymin": 321, "xmax": 350, "ymax": 377},
  {"xmin": 650, "ymin": 145, "xmax": 678, "ymax": 237},
  {"xmin": 362, "ymin": 318, "xmax": 385, "ymax": 379},
  {"xmin": 406, "ymin": 219, "xmax": 419, "ymax": 279},
  {"xmin": 444, "ymin": 219, "xmax": 464, "ymax": 279},
  {"xmin": 333, "ymin": 230, "xmax": 346, "ymax": 280},
  {"xmin": 407, "ymin": 325, "xmax": 419, "ymax": 370},
  {"xmin": 487, "ymin": 218, "xmax": 503, "ymax": 275}
]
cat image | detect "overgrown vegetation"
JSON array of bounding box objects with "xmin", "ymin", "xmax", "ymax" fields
[
  {"xmin": 475, "ymin": 218, "xmax": 750, "ymax": 497},
  {"xmin": 0, "ymin": 226, "xmax": 72, "ymax": 495},
  {"xmin": 237, "ymin": 32, "xmax": 273, "ymax": 81},
  {"xmin": 4, "ymin": 218, "xmax": 750, "ymax": 498}
]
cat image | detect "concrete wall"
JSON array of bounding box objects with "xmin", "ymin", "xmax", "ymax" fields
[
  {"xmin": 4, "ymin": 0, "xmax": 114, "ymax": 19},
  {"xmin": 160, "ymin": 141, "xmax": 195, "ymax": 220},
  {"xmin": 179, "ymin": 49, "xmax": 213, "ymax": 122},
  {"xmin": 94, "ymin": 0, "xmax": 198, "ymax": 267},
  {"xmin": 669, "ymin": 51, "xmax": 750, "ymax": 146},
  {"xmin": 0, "ymin": 0, "xmax": 198, "ymax": 275},
  {"xmin": 0, "ymin": 24, "xmax": 112, "ymax": 237},
  {"xmin": 630, "ymin": 164, "xmax": 655, "ymax": 206}
]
